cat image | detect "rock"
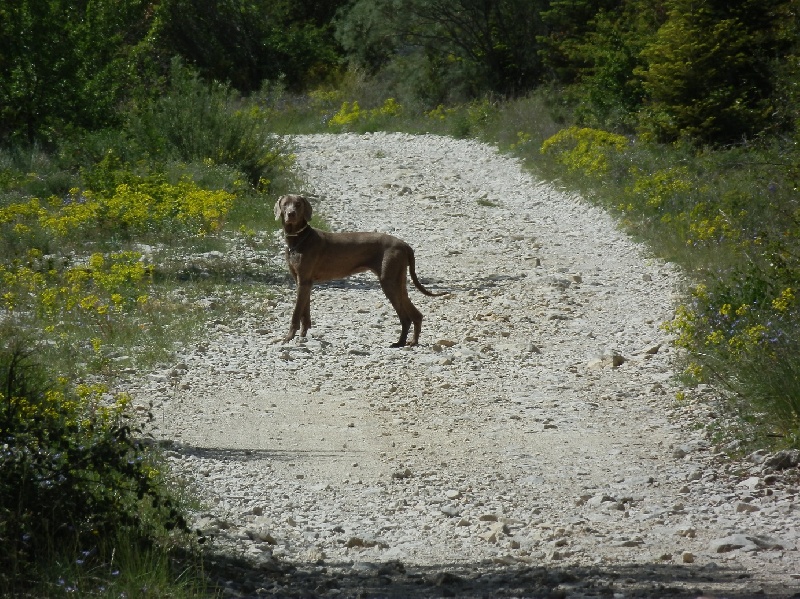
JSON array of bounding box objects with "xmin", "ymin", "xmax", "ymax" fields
[
  {"xmin": 588, "ymin": 352, "xmax": 626, "ymax": 369},
  {"xmin": 736, "ymin": 502, "xmax": 761, "ymax": 514},
  {"xmin": 586, "ymin": 494, "xmax": 620, "ymax": 509},
  {"xmin": 479, "ymin": 522, "xmax": 509, "ymax": 543},
  {"xmin": 440, "ymin": 504, "xmax": 461, "ymax": 518},
  {"xmin": 672, "ymin": 446, "xmax": 689, "ymax": 459},
  {"xmin": 709, "ymin": 534, "xmax": 784, "ymax": 553},
  {"xmin": 747, "ymin": 449, "xmax": 769, "ymax": 465},
  {"xmin": 737, "ymin": 476, "xmax": 761, "ymax": 490},
  {"xmin": 764, "ymin": 449, "xmax": 800, "ymax": 470},
  {"xmin": 346, "ymin": 536, "xmax": 388, "ymax": 549}
]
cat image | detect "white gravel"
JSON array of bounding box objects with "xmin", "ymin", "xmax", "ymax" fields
[{"xmin": 136, "ymin": 133, "xmax": 800, "ymax": 598}]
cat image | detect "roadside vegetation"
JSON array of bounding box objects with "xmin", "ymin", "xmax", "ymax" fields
[{"xmin": 1, "ymin": 0, "xmax": 798, "ymax": 595}]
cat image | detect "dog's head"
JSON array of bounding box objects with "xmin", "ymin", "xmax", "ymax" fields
[{"xmin": 274, "ymin": 194, "xmax": 313, "ymax": 226}]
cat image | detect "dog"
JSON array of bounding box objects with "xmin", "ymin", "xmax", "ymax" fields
[{"xmin": 274, "ymin": 194, "xmax": 445, "ymax": 347}]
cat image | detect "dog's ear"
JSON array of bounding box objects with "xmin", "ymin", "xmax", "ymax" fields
[
  {"xmin": 273, "ymin": 196, "xmax": 284, "ymax": 221},
  {"xmin": 300, "ymin": 195, "xmax": 313, "ymax": 220}
]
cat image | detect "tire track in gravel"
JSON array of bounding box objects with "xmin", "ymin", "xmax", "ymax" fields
[{"xmin": 140, "ymin": 133, "xmax": 800, "ymax": 598}]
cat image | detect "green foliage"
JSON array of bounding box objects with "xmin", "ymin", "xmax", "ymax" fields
[
  {"xmin": 572, "ymin": 5, "xmax": 662, "ymax": 129},
  {"xmin": 637, "ymin": 0, "xmax": 794, "ymax": 144},
  {"xmin": 0, "ymin": 51, "xmax": 297, "ymax": 592},
  {"xmin": 538, "ymin": 0, "xmax": 625, "ymax": 83},
  {"xmin": 0, "ymin": 0, "xmax": 159, "ymax": 144},
  {"xmin": 664, "ymin": 268, "xmax": 800, "ymax": 445},
  {"xmin": 0, "ymin": 331, "xmax": 195, "ymax": 595},
  {"xmin": 0, "ymin": 176, "xmax": 236, "ymax": 263},
  {"xmin": 327, "ymin": 98, "xmax": 404, "ymax": 132},
  {"xmin": 153, "ymin": 0, "xmax": 346, "ymax": 92},
  {"xmin": 335, "ymin": 0, "xmax": 549, "ymax": 101},
  {"xmin": 126, "ymin": 60, "xmax": 293, "ymax": 188},
  {"xmin": 540, "ymin": 126, "xmax": 629, "ymax": 174}
]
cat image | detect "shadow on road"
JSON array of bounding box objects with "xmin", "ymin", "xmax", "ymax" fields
[{"xmin": 199, "ymin": 548, "xmax": 780, "ymax": 598}]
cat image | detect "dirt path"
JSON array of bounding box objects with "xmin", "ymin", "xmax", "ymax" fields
[{"xmin": 138, "ymin": 133, "xmax": 800, "ymax": 598}]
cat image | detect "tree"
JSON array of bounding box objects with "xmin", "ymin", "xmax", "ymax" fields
[
  {"xmin": 537, "ymin": 0, "xmax": 622, "ymax": 83},
  {"xmin": 154, "ymin": 0, "xmax": 346, "ymax": 92},
  {"xmin": 336, "ymin": 0, "xmax": 549, "ymax": 101},
  {"xmin": 637, "ymin": 0, "xmax": 795, "ymax": 144},
  {"xmin": 570, "ymin": 1, "xmax": 666, "ymax": 128},
  {"xmin": 0, "ymin": 0, "xmax": 155, "ymax": 144}
]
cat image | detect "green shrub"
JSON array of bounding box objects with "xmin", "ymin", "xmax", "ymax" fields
[
  {"xmin": 540, "ymin": 126, "xmax": 629, "ymax": 176},
  {"xmin": 126, "ymin": 59, "xmax": 293, "ymax": 188},
  {"xmin": 327, "ymin": 98, "xmax": 405, "ymax": 132},
  {"xmin": 0, "ymin": 329, "xmax": 194, "ymax": 595},
  {"xmin": 664, "ymin": 266, "xmax": 800, "ymax": 445}
]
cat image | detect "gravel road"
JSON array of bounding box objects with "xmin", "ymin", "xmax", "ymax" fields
[{"xmin": 137, "ymin": 133, "xmax": 800, "ymax": 598}]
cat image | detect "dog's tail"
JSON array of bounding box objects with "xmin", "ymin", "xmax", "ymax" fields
[{"xmin": 408, "ymin": 248, "xmax": 448, "ymax": 296}]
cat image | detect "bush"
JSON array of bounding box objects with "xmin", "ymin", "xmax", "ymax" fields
[
  {"xmin": 0, "ymin": 329, "xmax": 194, "ymax": 595},
  {"xmin": 126, "ymin": 59, "xmax": 293, "ymax": 188},
  {"xmin": 327, "ymin": 98, "xmax": 404, "ymax": 132},
  {"xmin": 540, "ymin": 126, "xmax": 629, "ymax": 176},
  {"xmin": 1, "ymin": 176, "xmax": 235, "ymax": 255}
]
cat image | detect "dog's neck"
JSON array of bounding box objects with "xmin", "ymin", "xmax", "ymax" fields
[
  {"xmin": 283, "ymin": 222, "xmax": 309, "ymax": 237},
  {"xmin": 283, "ymin": 221, "xmax": 311, "ymax": 253}
]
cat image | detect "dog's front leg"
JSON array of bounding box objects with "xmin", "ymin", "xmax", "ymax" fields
[{"xmin": 284, "ymin": 280, "xmax": 312, "ymax": 342}]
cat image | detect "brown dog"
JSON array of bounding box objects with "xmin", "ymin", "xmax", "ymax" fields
[{"xmin": 274, "ymin": 194, "xmax": 445, "ymax": 347}]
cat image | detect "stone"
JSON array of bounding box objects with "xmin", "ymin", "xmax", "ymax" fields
[
  {"xmin": 738, "ymin": 476, "xmax": 761, "ymax": 490},
  {"xmin": 346, "ymin": 536, "xmax": 388, "ymax": 549},
  {"xmin": 747, "ymin": 449, "xmax": 769, "ymax": 465},
  {"xmin": 440, "ymin": 504, "xmax": 460, "ymax": 518},
  {"xmin": 586, "ymin": 494, "xmax": 618, "ymax": 508},
  {"xmin": 587, "ymin": 352, "xmax": 626, "ymax": 369},
  {"xmin": 708, "ymin": 534, "xmax": 776, "ymax": 553},
  {"xmin": 479, "ymin": 522, "xmax": 509, "ymax": 543},
  {"xmin": 736, "ymin": 502, "xmax": 760, "ymax": 514},
  {"xmin": 764, "ymin": 449, "xmax": 800, "ymax": 470}
]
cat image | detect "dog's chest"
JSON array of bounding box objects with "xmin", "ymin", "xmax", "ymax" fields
[{"xmin": 286, "ymin": 247, "xmax": 304, "ymax": 272}]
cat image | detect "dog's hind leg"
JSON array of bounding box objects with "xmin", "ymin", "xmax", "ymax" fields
[{"xmin": 377, "ymin": 268, "xmax": 413, "ymax": 347}]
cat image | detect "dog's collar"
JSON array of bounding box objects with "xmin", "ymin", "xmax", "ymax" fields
[
  {"xmin": 284, "ymin": 223, "xmax": 312, "ymax": 254},
  {"xmin": 283, "ymin": 223, "xmax": 309, "ymax": 237}
]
